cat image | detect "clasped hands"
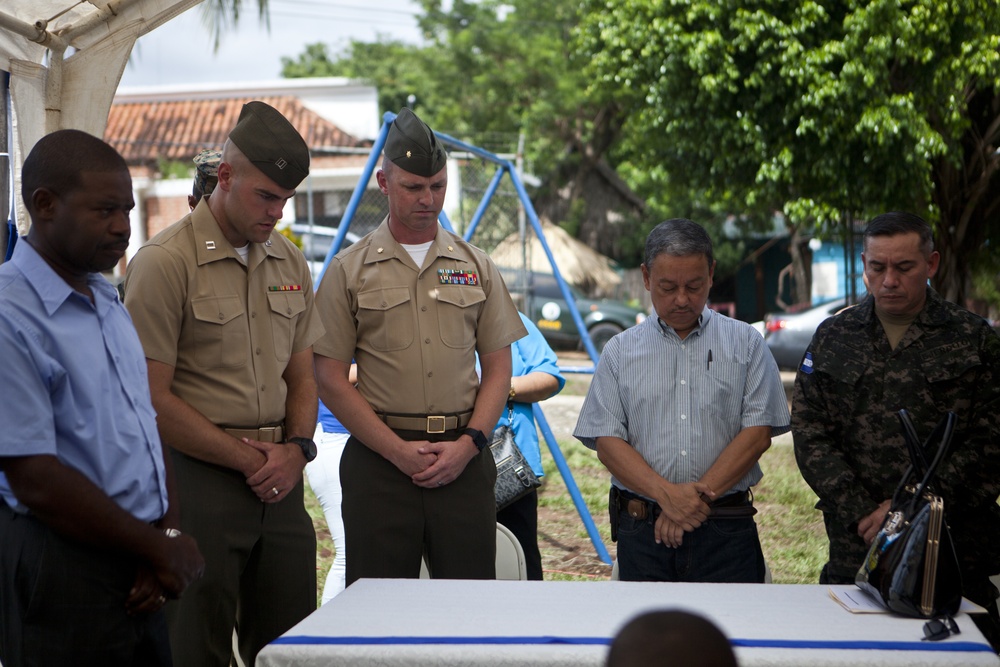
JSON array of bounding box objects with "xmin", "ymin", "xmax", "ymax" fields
[
  {"xmin": 127, "ymin": 530, "xmax": 204, "ymax": 616},
  {"xmin": 653, "ymin": 481, "xmax": 716, "ymax": 548},
  {"xmin": 391, "ymin": 438, "xmax": 476, "ymax": 489},
  {"xmin": 242, "ymin": 438, "xmax": 306, "ymax": 503}
]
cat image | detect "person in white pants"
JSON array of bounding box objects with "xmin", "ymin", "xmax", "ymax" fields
[{"xmin": 307, "ymin": 400, "xmax": 349, "ymax": 603}]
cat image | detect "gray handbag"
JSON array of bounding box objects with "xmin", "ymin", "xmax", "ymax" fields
[{"xmin": 490, "ymin": 402, "xmax": 541, "ymax": 510}]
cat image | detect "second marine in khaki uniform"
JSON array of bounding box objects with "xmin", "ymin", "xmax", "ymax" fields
[
  {"xmin": 314, "ymin": 107, "xmax": 526, "ymax": 584},
  {"xmin": 125, "ymin": 101, "xmax": 323, "ymax": 666}
]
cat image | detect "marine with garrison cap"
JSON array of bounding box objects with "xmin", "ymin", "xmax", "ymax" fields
[
  {"xmin": 125, "ymin": 100, "xmax": 324, "ymax": 666},
  {"xmin": 314, "ymin": 107, "xmax": 526, "ymax": 583}
]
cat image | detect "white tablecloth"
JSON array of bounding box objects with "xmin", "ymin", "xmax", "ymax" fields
[{"xmin": 256, "ymin": 579, "xmax": 999, "ymax": 667}]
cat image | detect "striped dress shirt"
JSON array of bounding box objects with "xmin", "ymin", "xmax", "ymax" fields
[{"xmin": 574, "ymin": 307, "xmax": 790, "ymax": 495}]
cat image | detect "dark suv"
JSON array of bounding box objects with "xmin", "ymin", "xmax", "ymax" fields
[{"xmin": 500, "ymin": 269, "xmax": 646, "ymax": 353}]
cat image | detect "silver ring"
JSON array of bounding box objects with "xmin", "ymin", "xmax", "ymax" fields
[
  {"xmin": 271, "ymin": 487, "xmax": 279, "ymax": 497},
  {"xmin": 437, "ymin": 481, "xmax": 444, "ymax": 486},
  {"xmin": 157, "ymin": 595, "xmax": 166, "ymax": 604}
]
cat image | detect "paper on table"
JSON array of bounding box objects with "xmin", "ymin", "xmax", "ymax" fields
[
  {"xmin": 829, "ymin": 586, "xmax": 887, "ymax": 613},
  {"xmin": 828, "ymin": 585, "xmax": 988, "ymax": 614}
]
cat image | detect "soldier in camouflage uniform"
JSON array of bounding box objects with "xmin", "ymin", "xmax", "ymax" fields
[{"xmin": 792, "ymin": 211, "xmax": 1000, "ymax": 650}]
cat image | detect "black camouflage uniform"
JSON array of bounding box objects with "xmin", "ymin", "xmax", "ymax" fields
[{"xmin": 792, "ymin": 288, "xmax": 1000, "ymax": 647}]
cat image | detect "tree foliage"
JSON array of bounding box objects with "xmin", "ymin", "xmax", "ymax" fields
[
  {"xmin": 199, "ymin": 0, "xmax": 270, "ymax": 51},
  {"xmin": 281, "ymin": 40, "xmax": 449, "ymax": 119},
  {"xmin": 274, "ymin": 0, "xmax": 1000, "ymax": 303},
  {"xmin": 581, "ymin": 0, "xmax": 1000, "ymax": 303},
  {"xmin": 280, "ymin": 0, "xmax": 653, "ymax": 264}
]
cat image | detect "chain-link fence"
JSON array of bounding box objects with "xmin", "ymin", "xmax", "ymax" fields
[{"xmin": 303, "ymin": 139, "xmax": 535, "ymax": 275}]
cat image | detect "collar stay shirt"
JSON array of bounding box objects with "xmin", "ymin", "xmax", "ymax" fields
[
  {"xmin": 0, "ymin": 242, "xmax": 168, "ymax": 520},
  {"xmin": 125, "ymin": 200, "xmax": 324, "ymax": 427},
  {"xmin": 574, "ymin": 307, "xmax": 789, "ymax": 496},
  {"xmin": 314, "ymin": 219, "xmax": 526, "ymax": 416}
]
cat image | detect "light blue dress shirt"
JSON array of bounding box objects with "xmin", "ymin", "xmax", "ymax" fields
[
  {"xmin": 0, "ymin": 242, "xmax": 168, "ymax": 521},
  {"xmin": 574, "ymin": 307, "xmax": 790, "ymax": 495}
]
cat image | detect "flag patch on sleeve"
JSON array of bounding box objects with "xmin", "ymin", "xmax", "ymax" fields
[{"xmin": 800, "ymin": 351, "xmax": 814, "ymax": 374}]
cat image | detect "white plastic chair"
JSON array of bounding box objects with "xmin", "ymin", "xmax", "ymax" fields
[{"xmin": 419, "ymin": 522, "xmax": 528, "ymax": 580}]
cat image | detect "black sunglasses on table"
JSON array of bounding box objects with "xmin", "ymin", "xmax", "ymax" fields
[{"xmin": 922, "ymin": 615, "xmax": 961, "ymax": 642}]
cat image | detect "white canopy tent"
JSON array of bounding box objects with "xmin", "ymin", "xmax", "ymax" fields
[{"xmin": 1, "ymin": 0, "xmax": 202, "ymax": 238}]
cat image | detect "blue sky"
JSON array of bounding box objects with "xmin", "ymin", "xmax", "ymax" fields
[{"xmin": 119, "ymin": 0, "xmax": 424, "ymax": 88}]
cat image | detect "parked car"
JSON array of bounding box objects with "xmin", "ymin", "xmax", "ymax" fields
[
  {"xmin": 763, "ymin": 297, "xmax": 850, "ymax": 370},
  {"xmin": 500, "ymin": 269, "xmax": 646, "ymax": 353},
  {"xmin": 290, "ymin": 222, "xmax": 364, "ymax": 281},
  {"xmin": 291, "ymin": 222, "xmax": 361, "ymax": 263}
]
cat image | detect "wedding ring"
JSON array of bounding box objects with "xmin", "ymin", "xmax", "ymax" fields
[
  {"xmin": 437, "ymin": 481, "xmax": 444, "ymax": 486},
  {"xmin": 271, "ymin": 487, "xmax": 279, "ymax": 497}
]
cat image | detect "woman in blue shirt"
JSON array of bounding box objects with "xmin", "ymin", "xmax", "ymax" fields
[{"xmin": 495, "ymin": 313, "xmax": 565, "ymax": 579}]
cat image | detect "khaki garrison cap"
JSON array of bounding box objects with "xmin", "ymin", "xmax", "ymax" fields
[
  {"xmin": 228, "ymin": 101, "xmax": 309, "ymax": 190},
  {"xmin": 384, "ymin": 107, "xmax": 447, "ymax": 177}
]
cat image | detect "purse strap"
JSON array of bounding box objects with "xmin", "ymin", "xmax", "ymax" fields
[
  {"xmin": 895, "ymin": 410, "xmax": 956, "ymax": 511},
  {"xmin": 898, "ymin": 410, "xmax": 931, "ymax": 475}
]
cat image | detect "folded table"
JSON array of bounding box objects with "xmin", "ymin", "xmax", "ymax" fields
[{"xmin": 257, "ymin": 579, "xmax": 999, "ymax": 667}]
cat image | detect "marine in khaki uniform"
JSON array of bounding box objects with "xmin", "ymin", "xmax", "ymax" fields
[
  {"xmin": 314, "ymin": 107, "xmax": 527, "ymax": 584},
  {"xmin": 125, "ymin": 101, "xmax": 324, "ymax": 667}
]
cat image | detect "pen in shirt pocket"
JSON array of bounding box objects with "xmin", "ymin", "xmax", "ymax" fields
[{"xmin": 707, "ymin": 349, "xmax": 713, "ymax": 370}]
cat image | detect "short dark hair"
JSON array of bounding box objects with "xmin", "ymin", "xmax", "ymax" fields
[
  {"xmin": 21, "ymin": 129, "xmax": 128, "ymax": 214},
  {"xmin": 644, "ymin": 218, "xmax": 714, "ymax": 268},
  {"xmin": 606, "ymin": 610, "xmax": 737, "ymax": 667},
  {"xmin": 863, "ymin": 211, "xmax": 934, "ymax": 256}
]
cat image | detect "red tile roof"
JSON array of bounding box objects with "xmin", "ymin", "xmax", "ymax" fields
[{"xmin": 105, "ymin": 95, "xmax": 367, "ymax": 165}]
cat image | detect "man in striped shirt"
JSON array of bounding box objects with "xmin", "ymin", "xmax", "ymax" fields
[{"xmin": 574, "ymin": 218, "xmax": 789, "ymax": 582}]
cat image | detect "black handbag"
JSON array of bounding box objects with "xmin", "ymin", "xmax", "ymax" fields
[
  {"xmin": 490, "ymin": 401, "xmax": 541, "ymax": 511},
  {"xmin": 855, "ymin": 410, "xmax": 963, "ymax": 618}
]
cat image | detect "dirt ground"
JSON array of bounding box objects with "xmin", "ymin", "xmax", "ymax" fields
[
  {"xmin": 535, "ymin": 352, "xmax": 617, "ymax": 580},
  {"xmin": 538, "ymin": 505, "xmax": 616, "ymax": 580}
]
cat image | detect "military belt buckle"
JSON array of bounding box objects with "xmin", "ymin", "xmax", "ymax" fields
[{"xmin": 426, "ymin": 416, "xmax": 447, "ymax": 433}]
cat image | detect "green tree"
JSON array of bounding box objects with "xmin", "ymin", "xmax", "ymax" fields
[
  {"xmin": 582, "ymin": 0, "xmax": 1000, "ymax": 304},
  {"xmin": 280, "ymin": 0, "xmax": 653, "ymax": 264},
  {"xmin": 281, "ymin": 41, "xmax": 452, "ymax": 119},
  {"xmin": 198, "ymin": 0, "xmax": 270, "ymax": 50}
]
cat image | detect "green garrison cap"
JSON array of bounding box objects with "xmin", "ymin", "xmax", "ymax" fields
[
  {"xmin": 228, "ymin": 101, "xmax": 309, "ymax": 190},
  {"xmin": 384, "ymin": 107, "xmax": 447, "ymax": 177}
]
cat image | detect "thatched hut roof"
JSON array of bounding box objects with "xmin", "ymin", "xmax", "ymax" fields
[{"xmin": 490, "ymin": 220, "xmax": 622, "ymax": 297}]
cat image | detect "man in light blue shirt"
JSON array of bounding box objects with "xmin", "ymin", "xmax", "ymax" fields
[
  {"xmin": 574, "ymin": 218, "xmax": 789, "ymax": 582},
  {"xmin": 0, "ymin": 129, "xmax": 204, "ymax": 667}
]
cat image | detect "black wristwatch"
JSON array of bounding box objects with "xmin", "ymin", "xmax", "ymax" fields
[
  {"xmin": 462, "ymin": 428, "xmax": 489, "ymax": 453},
  {"xmin": 286, "ymin": 436, "xmax": 318, "ymax": 462}
]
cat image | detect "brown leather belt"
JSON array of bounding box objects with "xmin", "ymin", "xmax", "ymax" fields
[
  {"xmin": 377, "ymin": 411, "xmax": 473, "ymax": 434},
  {"xmin": 223, "ymin": 424, "xmax": 284, "ymax": 443},
  {"xmin": 621, "ymin": 489, "xmax": 756, "ymax": 521}
]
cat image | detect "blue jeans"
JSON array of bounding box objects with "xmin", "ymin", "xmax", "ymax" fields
[{"xmin": 616, "ymin": 500, "xmax": 766, "ymax": 583}]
